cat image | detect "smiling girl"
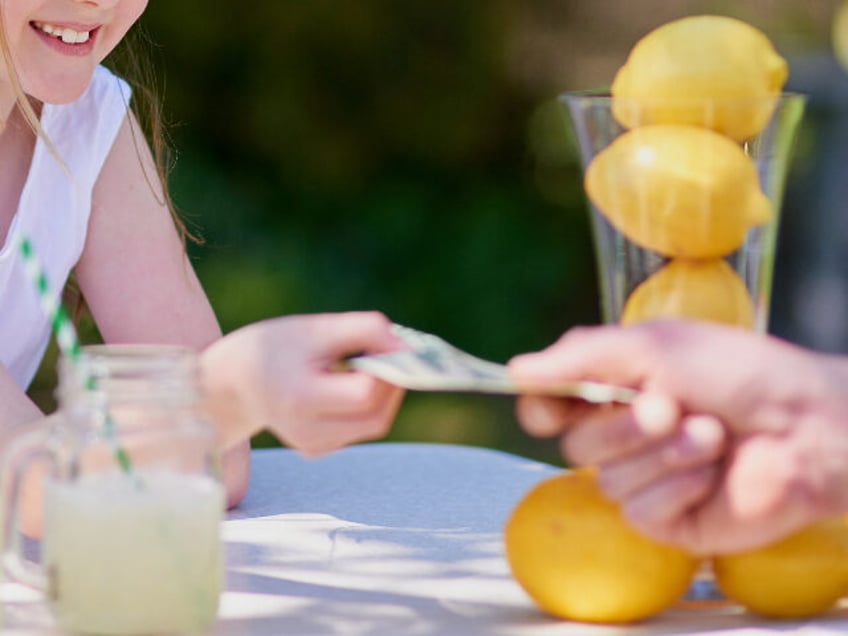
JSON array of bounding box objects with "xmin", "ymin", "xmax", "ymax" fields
[{"xmin": 0, "ymin": 0, "xmax": 405, "ymax": 529}]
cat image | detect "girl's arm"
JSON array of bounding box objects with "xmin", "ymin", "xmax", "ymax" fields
[
  {"xmin": 0, "ymin": 365, "xmax": 41, "ymax": 431},
  {"xmin": 0, "ymin": 366, "xmax": 53, "ymax": 537},
  {"xmin": 75, "ymin": 112, "xmax": 250, "ymax": 508}
]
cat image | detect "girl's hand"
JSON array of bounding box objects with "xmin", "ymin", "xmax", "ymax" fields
[
  {"xmin": 202, "ymin": 311, "xmax": 405, "ymax": 456},
  {"xmin": 508, "ymin": 321, "xmax": 848, "ymax": 555}
]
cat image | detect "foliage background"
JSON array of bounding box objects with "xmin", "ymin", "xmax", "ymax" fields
[{"xmin": 29, "ymin": 0, "xmax": 848, "ymax": 466}]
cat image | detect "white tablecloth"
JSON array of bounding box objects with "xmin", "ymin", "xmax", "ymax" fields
[{"xmin": 5, "ymin": 443, "xmax": 848, "ymax": 634}]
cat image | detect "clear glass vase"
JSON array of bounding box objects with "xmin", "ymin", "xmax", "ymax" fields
[
  {"xmin": 561, "ymin": 92, "xmax": 806, "ymax": 332},
  {"xmin": 560, "ymin": 93, "xmax": 806, "ymax": 606}
]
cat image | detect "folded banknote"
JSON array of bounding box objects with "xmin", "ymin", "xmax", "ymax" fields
[{"xmin": 346, "ymin": 324, "xmax": 637, "ymax": 404}]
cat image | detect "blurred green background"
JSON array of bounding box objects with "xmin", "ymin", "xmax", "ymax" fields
[{"xmin": 28, "ymin": 0, "xmax": 848, "ymax": 467}]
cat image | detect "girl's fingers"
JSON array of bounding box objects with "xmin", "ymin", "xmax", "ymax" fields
[
  {"xmin": 288, "ymin": 311, "xmax": 403, "ymax": 358},
  {"xmin": 286, "ymin": 385, "xmax": 405, "ymax": 457},
  {"xmin": 297, "ymin": 372, "xmax": 400, "ymax": 417},
  {"xmin": 597, "ymin": 414, "xmax": 727, "ymax": 500}
]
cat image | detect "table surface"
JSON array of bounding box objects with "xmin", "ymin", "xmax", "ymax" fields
[{"xmin": 4, "ymin": 442, "xmax": 848, "ymax": 635}]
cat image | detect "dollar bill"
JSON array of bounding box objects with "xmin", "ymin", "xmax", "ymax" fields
[{"xmin": 346, "ymin": 324, "xmax": 637, "ymax": 404}]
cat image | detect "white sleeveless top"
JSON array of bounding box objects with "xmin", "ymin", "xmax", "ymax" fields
[{"xmin": 0, "ymin": 65, "xmax": 130, "ymax": 390}]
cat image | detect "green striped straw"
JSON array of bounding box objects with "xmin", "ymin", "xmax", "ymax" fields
[{"xmin": 17, "ymin": 235, "xmax": 135, "ymax": 477}]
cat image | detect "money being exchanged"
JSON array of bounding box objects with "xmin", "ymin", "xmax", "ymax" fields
[{"xmin": 346, "ymin": 324, "xmax": 637, "ymax": 405}]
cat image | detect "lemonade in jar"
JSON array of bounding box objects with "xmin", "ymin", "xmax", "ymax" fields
[{"xmin": 43, "ymin": 471, "xmax": 223, "ymax": 634}]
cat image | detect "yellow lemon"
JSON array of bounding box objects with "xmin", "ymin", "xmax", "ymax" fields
[
  {"xmin": 621, "ymin": 259, "xmax": 754, "ymax": 328},
  {"xmin": 585, "ymin": 124, "xmax": 771, "ymax": 258},
  {"xmin": 714, "ymin": 517, "xmax": 848, "ymax": 619},
  {"xmin": 611, "ymin": 15, "xmax": 788, "ymax": 141},
  {"xmin": 504, "ymin": 468, "xmax": 700, "ymax": 623}
]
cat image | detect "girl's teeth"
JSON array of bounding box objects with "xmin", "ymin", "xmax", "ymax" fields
[
  {"xmin": 35, "ymin": 23, "xmax": 90, "ymax": 44},
  {"xmin": 61, "ymin": 30, "xmax": 90, "ymax": 44}
]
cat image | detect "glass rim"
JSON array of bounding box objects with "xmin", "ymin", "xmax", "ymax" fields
[
  {"xmin": 559, "ymin": 89, "xmax": 807, "ymax": 105},
  {"xmin": 65, "ymin": 343, "xmax": 196, "ymax": 364},
  {"xmin": 58, "ymin": 344, "xmax": 200, "ymax": 399}
]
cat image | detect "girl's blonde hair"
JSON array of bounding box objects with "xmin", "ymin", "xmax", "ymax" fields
[
  {"xmin": 0, "ymin": 16, "xmax": 193, "ymax": 245},
  {"xmin": 103, "ymin": 23, "xmax": 197, "ymax": 244},
  {"xmin": 0, "ymin": 16, "xmax": 198, "ymax": 319},
  {"xmin": 0, "ymin": 8, "xmax": 59, "ymax": 158}
]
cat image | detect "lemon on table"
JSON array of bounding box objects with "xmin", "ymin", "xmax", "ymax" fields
[
  {"xmin": 611, "ymin": 15, "xmax": 788, "ymax": 141},
  {"xmin": 504, "ymin": 468, "xmax": 700, "ymax": 623},
  {"xmin": 585, "ymin": 124, "xmax": 771, "ymax": 258},
  {"xmin": 621, "ymin": 258, "xmax": 754, "ymax": 328},
  {"xmin": 713, "ymin": 517, "xmax": 848, "ymax": 618}
]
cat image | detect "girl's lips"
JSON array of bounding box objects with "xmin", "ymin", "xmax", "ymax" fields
[{"xmin": 30, "ymin": 21, "xmax": 99, "ymax": 57}]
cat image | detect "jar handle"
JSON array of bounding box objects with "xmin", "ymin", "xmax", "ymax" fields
[{"xmin": 1, "ymin": 421, "xmax": 59, "ymax": 590}]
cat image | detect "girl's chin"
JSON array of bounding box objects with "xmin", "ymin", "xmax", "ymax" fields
[{"xmin": 21, "ymin": 70, "xmax": 96, "ymax": 106}]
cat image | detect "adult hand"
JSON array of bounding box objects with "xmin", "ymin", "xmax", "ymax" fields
[
  {"xmin": 202, "ymin": 311, "xmax": 405, "ymax": 456},
  {"xmin": 508, "ymin": 321, "xmax": 848, "ymax": 555}
]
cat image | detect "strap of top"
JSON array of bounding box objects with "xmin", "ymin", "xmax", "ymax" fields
[{"xmin": 0, "ymin": 65, "xmax": 131, "ymax": 389}]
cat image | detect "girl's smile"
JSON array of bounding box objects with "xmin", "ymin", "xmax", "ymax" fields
[
  {"xmin": 30, "ymin": 21, "xmax": 100, "ymax": 56},
  {"xmin": 0, "ymin": 0, "xmax": 148, "ymax": 115}
]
